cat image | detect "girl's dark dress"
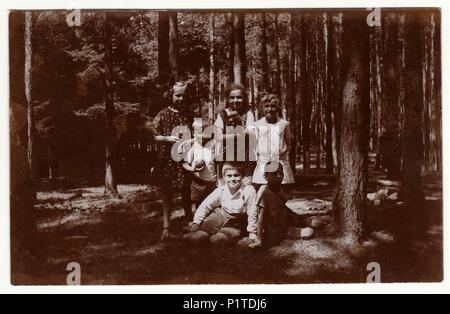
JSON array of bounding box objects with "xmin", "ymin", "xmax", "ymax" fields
[
  {"xmin": 215, "ymin": 109, "xmax": 256, "ymax": 178},
  {"xmin": 152, "ymin": 107, "xmax": 194, "ymax": 194}
]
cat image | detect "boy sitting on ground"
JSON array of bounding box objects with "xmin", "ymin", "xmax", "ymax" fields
[
  {"xmin": 248, "ymin": 162, "xmax": 311, "ymax": 248},
  {"xmin": 183, "ymin": 163, "xmax": 257, "ymax": 247}
]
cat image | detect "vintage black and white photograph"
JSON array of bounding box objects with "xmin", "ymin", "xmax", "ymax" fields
[{"xmin": 9, "ymin": 7, "xmax": 443, "ymax": 285}]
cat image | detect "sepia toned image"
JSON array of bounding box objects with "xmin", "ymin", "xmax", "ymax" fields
[{"xmin": 9, "ymin": 8, "xmax": 442, "ymax": 285}]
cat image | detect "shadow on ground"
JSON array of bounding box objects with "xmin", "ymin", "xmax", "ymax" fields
[{"xmin": 12, "ymin": 173, "xmax": 443, "ymax": 285}]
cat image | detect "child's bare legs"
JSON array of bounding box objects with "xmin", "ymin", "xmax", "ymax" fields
[
  {"xmin": 209, "ymin": 233, "xmax": 229, "ymax": 246},
  {"xmin": 161, "ymin": 192, "xmax": 174, "ymax": 241},
  {"xmin": 210, "ymin": 228, "xmax": 242, "ymax": 247},
  {"xmin": 183, "ymin": 231, "xmax": 210, "ymax": 245},
  {"xmin": 182, "ymin": 178, "xmax": 193, "ymax": 222}
]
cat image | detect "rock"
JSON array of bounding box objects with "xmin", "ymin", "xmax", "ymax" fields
[
  {"xmin": 376, "ymin": 189, "xmax": 389, "ymax": 200},
  {"xmin": 371, "ymin": 231, "xmax": 395, "ymax": 243},
  {"xmin": 286, "ymin": 199, "xmax": 332, "ymax": 217},
  {"xmin": 377, "ymin": 179, "xmax": 401, "ymax": 188},
  {"xmin": 386, "ymin": 192, "xmax": 399, "ymax": 201},
  {"xmin": 362, "ymin": 240, "xmax": 377, "ymax": 248},
  {"xmin": 300, "ymin": 227, "xmax": 315, "ymax": 240},
  {"xmin": 311, "ymin": 218, "xmax": 323, "ymax": 228},
  {"xmin": 367, "ymin": 193, "xmax": 377, "ymax": 201}
]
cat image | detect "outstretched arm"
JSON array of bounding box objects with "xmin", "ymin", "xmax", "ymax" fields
[{"xmin": 193, "ymin": 188, "xmax": 221, "ymax": 225}]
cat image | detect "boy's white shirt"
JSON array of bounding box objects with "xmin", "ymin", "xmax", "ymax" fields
[
  {"xmin": 193, "ymin": 183, "xmax": 258, "ymax": 235},
  {"xmin": 187, "ymin": 140, "xmax": 217, "ymax": 182}
]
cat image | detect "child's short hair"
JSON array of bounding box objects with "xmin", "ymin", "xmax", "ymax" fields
[
  {"xmin": 222, "ymin": 163, "xmax": 244, "ymax": 177},
  {"xmin": 264, "ymin": 161, "xmax": 283, "ymax": 174},
  {"xmin": 168, "ymin": 81, "xmax": 193, "ymax": 104},
  {"xmin": 261, "ymin": 93, "xmax": 281, "ymax": 108},
  {"xmin": 192, "ymin": 118, "xmax": 210, "ymax": 129}
]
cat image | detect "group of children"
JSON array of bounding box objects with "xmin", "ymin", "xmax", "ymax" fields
[{"xmin": 151, "ymin": 81, "xmax": 301, "ymax": 248}]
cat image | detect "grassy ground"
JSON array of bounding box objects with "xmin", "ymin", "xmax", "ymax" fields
[{"xmin": 12, "ymin": 171, "xmax": 443, "ymax": 285}]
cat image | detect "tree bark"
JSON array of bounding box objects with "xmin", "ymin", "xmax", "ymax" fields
[
  {"xmin": 433, "ymin": 13, "xmax": 442, "ymax": 172},
  {"xmin": 369, "ymin": 22, "xmax": 383, "ymax": 169},
  {"xmin": 209, "ymin": 14, "xmax": 216, "ymax": 123},
  {"xmin": 330, "ymin": 13, "xmax": 344, "ymax": 171},
  {"xmin": 169, "ymin": 13, "xmax": 180, "ymax": 82},
  {"xmin": 227, "ymin": 13, "xmax": 235, "ymax": 85},
  {"xmin": 103, "ymin": 12, "xmax": 119, "ymax": 197},
  {"xmin": 381, "ymin": 13, "xmax": 402, "ymax": 179},
  {"xmin": 332, "ymin": 11, "xmax": 370, "ymax": 244},
  {"xmin": 48, "ymin": 145, "xmax": 54, "ymax": 179},
  {"xmin": 25, "ymin": 11, "xmax": 36, "ymax": 182},
  {"xmin": 401, "ymin": 12, "xmax": 425, "ymax": 206},
  {"xmin": 232, "ymin": 13, "xmax": 247, "ymax": 86},
  {"xmin": 158, "ymin": 12, "xmax": 170, "ymax": 83},
  {"xmin": 10, "ymin": 11, "xmax": 38, "ymax": 280},
  {"xmin": 300, "ymin": 14, "xmax": 311, "ymax": 173},
  {"xmin": 288, "ymin": 14, "xmax": 298, "ymax": 170},
  {"xmin": 323, "ymin": 13, "xmax": 334, "ymax": 173},
  {"xmin": 274, "ymin": 14, "xmax": 282, "ymax": 99},
  {"xmin": 261, "ymin": 13, "xmax": 270, "ymax": 92},
  {"xmin": 422, "ymin": 13, "xmax": 440, "ymax": 173}
]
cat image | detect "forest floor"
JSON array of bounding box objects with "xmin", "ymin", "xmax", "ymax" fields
[{"xmin": 13, "ymin": 170, "xmax": 443, "ymax": 285}]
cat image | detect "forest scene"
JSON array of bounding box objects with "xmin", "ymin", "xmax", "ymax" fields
[{"xmin": 9, "ymin": 8, "xmax": 442, "ymax": 285}]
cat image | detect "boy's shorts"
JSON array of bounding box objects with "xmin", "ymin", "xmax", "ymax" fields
[
  {"xmin": 198, "ymin": 209, "xmax": 245, "ymax": 243},
  {"xmin": 191, "ymin": 179, "xmax": 216, "ymax": 206}
]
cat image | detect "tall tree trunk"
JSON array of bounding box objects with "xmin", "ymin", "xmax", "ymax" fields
[
  {"xmin": 300, "ymin": 14, "xmax": 311, "ymax": 173},
  {"xmin": 25, "ymin": 11, "xmax": 36, "ymax": 182},
  {"xmin": 288, "ymin": 14, "xmax": 298, "ymax": 170},
  {"xmin": 232, "ymin": 13, "xmax": 247, "ymax": 86},
  {"xmin": 381, "ymin": 13, "xmax": 401, "ymax": 179},
  {"xmin": 10, "ymin": 11, "xmax": 38, "ymax": 280},
  {"xmin": 330, "ymin": 13, "xmax": 344, "ymax": 171},
  {"xmin": 209, "ymin": 14, "xmax": 216, "ymax": 123},
  {"xmin": 423, "ymin": 13, "xmax": 439, "ymax": 173},
  {"xmin": 169, "ymin": 13, "xmax": 180, "ymax": 82},
  {"xmin": 332, "ymin": 11, "xmax": 370, "ymax": 244},
  {"xmin": 398, "ymin": 14, "xmax": 406, "ymax": 171},
  {"xmin": 48, "ymin": 144, "xmax": 54, "ymax": 179},
  {"xmin": 323, "ymin": 13, "xmax": 334, "ymax": 173},
  {"xmin": 158, "ymin": 12, "xmax": 170, "ymax": 83},
  {"xmin": 370, "ymin": 22, "xmax": 383, "ymax": 169},
  {"xmin": 251, "ymin": 65, "xmax": 259, "ymax": 118},
  {"xmin": 103, "ymin": 13, "xmax": 119, "ymax": 197},
  {"xmin": 434, "ymin": 13, "xmax": 442, "ymax": 172},
  {"xmin": 401, "ymin": 12, "xmax": 425, "ymax": 206},
  {"xmin": 274, "ymin": 14, "xmax": 282, "ymax": 99},
  {"xmin": 261, "ymin": 13, "xmax": 270, "ymax": 92},
  {"xmin": 227, "ymin": 13, "xmax": 235, "ymax": 85}
]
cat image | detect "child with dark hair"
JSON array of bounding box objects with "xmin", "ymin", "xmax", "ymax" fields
[
  {"xmin": 248, "ymin": 162, "xmax": 312, "ymax": 248},
  {"xmin": 214, "ymin": 83, "xmax": 257, "ymax": 184}
]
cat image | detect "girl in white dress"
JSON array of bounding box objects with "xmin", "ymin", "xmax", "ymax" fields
[{"xmin": 252, "ymin": 94, "xmax": 295, "ymax": 186}]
